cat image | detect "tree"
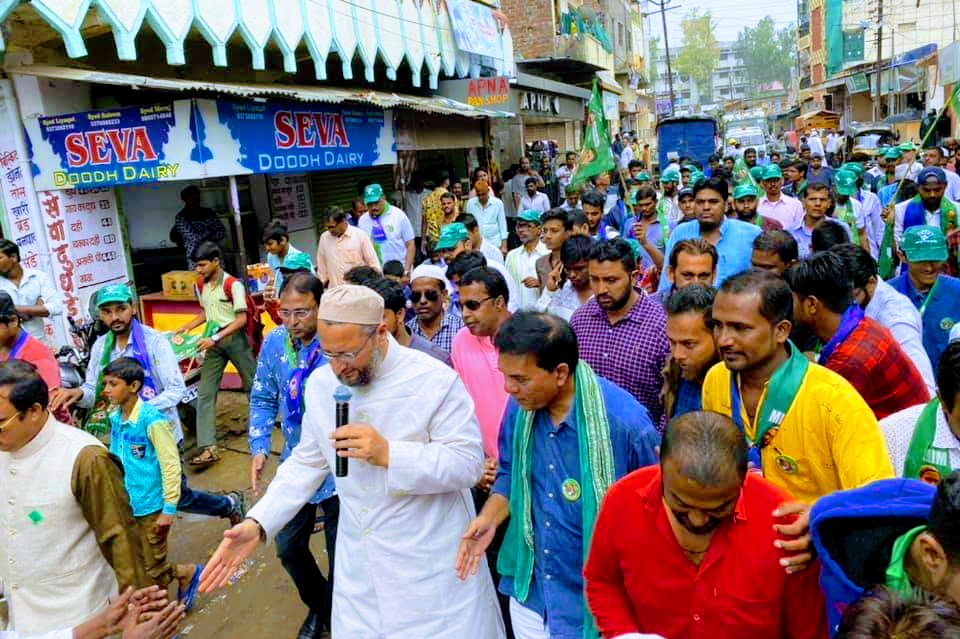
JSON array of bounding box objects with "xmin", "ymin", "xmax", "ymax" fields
[
  {"xmin": 737, "ymin": 17, "xmax": 796, "ymax": 95},
  {"xmin": 674, "ymin": 9, "xmax": 719, "ymax": 104}
]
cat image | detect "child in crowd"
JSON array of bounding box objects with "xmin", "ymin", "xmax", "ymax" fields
[{"xmin": 104, "ymin": 357, "xmax": 203, "ymax": 610}]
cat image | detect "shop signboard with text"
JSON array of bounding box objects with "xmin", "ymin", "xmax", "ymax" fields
[
  {"xmin": 25, "ymin": 98, "xmax": 397, "ymax": 190},
  {"xmin": 27, "ymin": 101, "xmax": 206, "ymax": 191},
  {"xmin": 205, "ymin": 99, "xmax": 396, "ymax": 176}
]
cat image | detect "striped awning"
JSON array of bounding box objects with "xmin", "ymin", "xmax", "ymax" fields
[{"xmin": 0, "ymin": 0, "xmax": 515, "ymax": 89}]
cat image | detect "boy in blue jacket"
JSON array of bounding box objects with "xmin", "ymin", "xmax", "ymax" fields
[{"xmin": 810, "ymin": 473, "xmax": 960, "ymax": 635}]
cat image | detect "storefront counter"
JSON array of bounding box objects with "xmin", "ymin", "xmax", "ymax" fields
[{"xmin": 140, "ymin": 292, "xmax": 277, "ymax": 389}]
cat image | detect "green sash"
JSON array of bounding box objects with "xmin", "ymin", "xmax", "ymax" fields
[
  {"xmin": 836, "ymin": 201, "xmax": 860, "ymax": 246},
  {"xmin": 885, "ymin": 525, "xmax": 926, "ymax": 597},
  {"xmin": 903, "ymin": 398, "xmax": 953, "ymax": 483},
  {"xmin": 655, "ymin": 197, "xmax": 672, "ymax": 240},
  {"xmin": 498, "ymin": 361, "xmax": 613, "ymax": 639},
  {"xmin": 878, "ymin": 218, "xmax": 895, "ymax": 279},
  {"xmin": 731, "ymin": 342, "xmax": 810, "ymax": 453}
]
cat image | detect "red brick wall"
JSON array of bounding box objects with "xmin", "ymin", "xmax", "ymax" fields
[
  {"xmin": 811, "ymin": 7, "xmax": 823, "ymax": 52},
  {"xmin": 500, "ymin": 0, "xmax": 556, "ymax": 59}
]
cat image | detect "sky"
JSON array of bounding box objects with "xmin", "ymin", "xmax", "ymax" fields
[{"xmin": 652, "ymin": 0, "xmax": 799, "ymax": 45}]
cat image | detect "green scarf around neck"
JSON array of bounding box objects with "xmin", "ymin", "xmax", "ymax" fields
[
  {"xmin": 835, "ymin": 201, "xmax": 860, "ymax": 246},
  {"xmin": 497, "ymin": 361, "xmax": 614, "ymax": 639}
]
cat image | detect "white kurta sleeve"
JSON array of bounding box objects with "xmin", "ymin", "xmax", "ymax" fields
[
  {"xmin": 386, "ymin": 376, "xmax": 484, "ymax": 495},
  {"xmin": 246, "ymin": 387, "xmax": 333, "ymax": 540}
]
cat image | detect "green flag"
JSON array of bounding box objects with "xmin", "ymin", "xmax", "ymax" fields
[
  {"xmin": 571, "ymin": 79, "xmax": 616, "ymax": 189},
  {"xmin": 732, "ymin": 156, "xmax": 757, "ymax": 187}
]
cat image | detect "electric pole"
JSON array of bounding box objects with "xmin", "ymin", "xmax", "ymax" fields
[
  {"xmin": 873, "ymin": 0, "xmax": 883, "ymax": 120},
  {"xmin": 644, "ymin": 0, "xmax": 680, "ymax": 117}
]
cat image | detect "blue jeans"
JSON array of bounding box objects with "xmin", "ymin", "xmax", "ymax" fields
[
  {"xmin": 275, "ymin": 496, "xmax": 340, "ymax": 629},
  {"xmin": 177, "ymin": 470, "xmax": 233, "ymax": 518}
]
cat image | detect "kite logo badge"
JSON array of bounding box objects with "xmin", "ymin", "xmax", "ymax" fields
[
  {"xmin": 561, "ymin": 478, "xmax": 581, "ymax": 502},
  {"xmin": 941, "ymin": 318, "xmax": 955, "ymax": 331},
  {"xmin": 775, "ymin": 453, "xmax": 799, "ymax": 475},
  {"xmin": 919, "ymin": 465, "xmax": 943, "ymax": 485},
  {"xmin": 288, "ymin": 378, "xmax": 299, "ymax": 401}
]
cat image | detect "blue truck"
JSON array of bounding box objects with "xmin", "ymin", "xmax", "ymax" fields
[{"xmin": 656, "ymin": 116, "xmax": 719, "ymax": 171}]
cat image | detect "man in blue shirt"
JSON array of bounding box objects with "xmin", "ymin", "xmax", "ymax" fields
[
  {"xmin": 658, "ymin": 176, "xmax": 762, "ymax": 294},
  {"xmin": 248, "ymin": 272, "xmax": 338, "ymax": 639},
  {"xmin": 456, "ymin": 311, "xmax": 659, "ymax": 639},
  {"xmin": 889, "ymin": 225, "xmax": 960, "ymax": 372}
]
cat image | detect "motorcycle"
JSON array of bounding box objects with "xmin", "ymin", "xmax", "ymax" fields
[{"xmin": 55, "ymin": 314, "xmax": 106, "ymax": 424}]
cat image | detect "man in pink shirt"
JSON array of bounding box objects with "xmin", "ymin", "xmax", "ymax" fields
[
  {"xmin": 449, "ymin": 265, "xmax": 513, "ymax": 629},
  {"xmin": 758, "ymin": 164, "xmax": 805, "ymax": 229},
  {"xmin": 316, "ymin": 206, "xmax": 380, "ymax": 287}
]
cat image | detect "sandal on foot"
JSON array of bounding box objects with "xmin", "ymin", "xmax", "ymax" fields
[{"xmin": 188, "ymin": 447, "xmax": 221, "ymax": 468}]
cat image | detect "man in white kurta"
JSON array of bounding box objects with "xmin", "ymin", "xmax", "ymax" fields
[{"xmin": 200, "ymin": 285, "xmax": 504, "ymax": 639}]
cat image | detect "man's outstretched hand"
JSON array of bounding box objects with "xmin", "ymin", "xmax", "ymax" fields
[{"xmin": 198, "ymin": 519, "xmax": 262, "ymax": 593}]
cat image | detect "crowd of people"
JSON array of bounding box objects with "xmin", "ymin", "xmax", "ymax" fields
[{"xmin": 5, "ymin": 127, "xmax": 960, "ymax": 639}]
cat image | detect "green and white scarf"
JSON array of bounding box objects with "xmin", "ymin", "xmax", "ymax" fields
[
  {"xmin": 904, "ymin": 397, "xmax": 954, "ymax": 482},
  {"xmin": 835, "ymin": 200, "xmax": 860, "ymax": 246},
  {"xmin": 497, "ymin": 361, "xmax": 614, "ymax": 639}
]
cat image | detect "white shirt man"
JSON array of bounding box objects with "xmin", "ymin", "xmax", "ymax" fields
[
  {"xmin": 232, "ymin": 287, "xmax": 505, "ymax": 638},
  {"xmin": 881, "ymin": 403, "xmax": 960, "ymax": 477},
  {"xmin": 865, "ymin": 278, "xmax": 936, "ymax": 395},
  {"xmin": 0, "ymin": 260, "xmax": 62, "ymax": 345},
  {"xmin": 358, "ymin": 203, "xmax": 415, "ymax": 265},
  {"xmin": 619, "ymin": 143, "xmax": 634, "ymax": 170},
  {"xmin": 505, "ymin": 242, "xmax": 549, "ymax": 310},
  {"xmin": 519, "ymin": 190, "xmax": 551, "ymax": 214}
]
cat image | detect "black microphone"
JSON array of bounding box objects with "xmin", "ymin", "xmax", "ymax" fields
[{"xmin": 334, "ymin": 385, "xmax": 352, "ymax": 477}]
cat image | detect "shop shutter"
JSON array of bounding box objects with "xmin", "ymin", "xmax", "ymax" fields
[{"xmin": 307, "ymin": 165, "xmax": 396, "ymax": 220}]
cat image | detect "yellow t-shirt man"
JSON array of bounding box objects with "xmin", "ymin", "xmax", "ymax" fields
[{"xmin": 702, "ymin": 358, "xmax": 894, "ymax": 504}]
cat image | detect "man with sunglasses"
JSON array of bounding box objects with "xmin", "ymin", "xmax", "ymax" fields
[
  {"xmin": 202, "ymin": 285, "xmax": 504, "ymax": 638},
  {"xmin": 248, "ymin": 273, "xmax": 337, "ymax": 639},
  {"xmin": 406, "ymin": 264, "xmax": 463, "ymax": 354}
]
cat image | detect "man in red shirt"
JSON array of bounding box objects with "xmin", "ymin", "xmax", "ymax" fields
[
  {"xmin": 584, "ymin": 411, "xmax": 828, "ymax": 639},
  {"xmin": 0, "ymin": 291, "xmax": 59, "ymax": 390},
  {"xmin": 784, "ymin": 251, "xmax": 929, "ymax": 419}
]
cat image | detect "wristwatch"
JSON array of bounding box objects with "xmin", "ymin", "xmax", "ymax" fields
[{"xmin": 212, "ymin": 333, "xmax": 221, "ymax": 344}]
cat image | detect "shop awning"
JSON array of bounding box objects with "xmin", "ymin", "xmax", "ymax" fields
[
  {"xmin": 596, "ymin": 70, "xmax": 623, "ymax": 94},
  {"xmin": 6, "ymin": 64, "xmax": 515, "ymax": 119},
  {"xmin": 0, "ymin": 0, "xmax": 516, "ymax": 90}
]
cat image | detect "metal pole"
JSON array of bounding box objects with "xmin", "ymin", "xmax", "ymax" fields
[
  {"xmin": 873, "ymin": 0, "xmax": 883, "ymax": 120},
  {"xmin": 658, "ymin": 0, "xmax": 677, "ymax": 116},
  {"xmin": 228, "ymin": 175, "xmax": 247, "ymax": 276}
]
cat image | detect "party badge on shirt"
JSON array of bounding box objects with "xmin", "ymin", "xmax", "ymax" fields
[
  {"xmin": 131, "ymin": 444, "xmax": 146, "ymax": 460},
  {"xmin": 941, "ymin": 318, "xmax": 955, "ymax": 331},
  {"xmin": 775, "ymin": 453, "xmax": 799, "ymax": 475},
  {"xmin": 561, "ymin": 478, "xmax": 581, "ymax": 502},
  {"xmin": 289, "ymin": 377, "xmax": 299, "ymax": 401},
  {"xmin": 919, "ymin": 465, "xmax": 943, "ymax": 486}
]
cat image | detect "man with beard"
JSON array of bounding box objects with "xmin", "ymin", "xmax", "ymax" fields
[
  {"xmin": 895, "ymin": 168, "xmax": 958, "ymax": 274},
  {"xmin": 50, "ymin": 284, "xmax": 245, "ymax": 523},
  {"xmin": 584, "ymin": 411, "xmax": 828, "ymax": 639},
  {"xmin": 784, "ymin": 252, "xmax": 929, "ymax": 420},
  {"xmin": 658, "ymin": 177, "xmax": 762, "ymax": 294},
  {"xmin": 664, "ymin": 285, "xmax": 719, "ymax": 419},
  {"xmin": 751, "ymin": 230, "xmax": 799, "ymax": 275},
  {"xmin": 458, "ymin": 311, "xmax": 659, "ymax": 639},
  {"xmin": 702, "ymin": 269, "xmax": 893, "ymax": 505},
  {"xmin": 316, "ymin": 207, "xmax": 380, "ymax": 288},
  {"xmin": 733, "ymin": 183, "xmax": 783, "ymax": 232},
  {"xmin": 657, "ymin": 169, "xmax": 682, "ymax": 226},
  {"xmin": 570, "ymin": 238, "xmax": 669, "ymax": 427},
  {"xmin": 830, "ymin": 243, "xmax": 935, "ymax": 394},
  {"xmin": 248, "ymin": 273, "xmax": 338, "ymax": 639},
  {"xmin": 582, "ymin": 192, "xmax": 619, "ymax": 241},
  {"xmin": 0, "ymin": 239, "xmax": 62, "ymax": 345},
  {"xmin": 199, "ymin": 285, "xmax": 504, "ymax": 639},
  {"xmin": 743, "ymin": 147, "xmax": 758, "ymax": 169},
  {"xmin": 655, "ymin": 239, "xmax": 717, "ymax": 308},
  {"xmin": 406, "ymin": 264, "xmax": 463, "ymax": 354}
]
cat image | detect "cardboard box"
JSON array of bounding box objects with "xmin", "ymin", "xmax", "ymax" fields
[{"xmin": 161, "ymin": 271, "xmax": 200, "ymax": 299}]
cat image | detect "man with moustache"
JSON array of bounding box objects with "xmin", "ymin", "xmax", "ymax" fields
[
  {"xmin": 406, "ymin": 264, "xmax": 463, "ymax": 354},
  {"xmin": 664, "ymin": 285, "xmax": 719, "ymax": 419},
  {"xmin": 199, "ymin": 285, "xmax": 504, "ymax": 639}
]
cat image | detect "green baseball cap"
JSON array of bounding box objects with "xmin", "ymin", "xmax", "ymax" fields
[
  {"xmin": 834, "ymin": 170, "xmax": 859, "ymax": 197},
  {"xmin": 749, "ymin": 166, "xmax": 765, "ymax": 182},
  {"xmin": 434, "ymin": 223, "xmax": 468, "ymax": 251},
  {"xmin": 680, "ymin": 164, "xmax": 695, "ymax": 173},
  {"xmin": 902, "ymin": 225, "xmax": 948, "ymax": 263},
  {"xmin": 840, "ymin": 162, "xmax": 865, "ymax": 177},
  {"xmin": 278, "ymin": 252, "xmax": 313, "ymax": 272},
  {"xmin": 97, "ymin": 283, "xmax": 133, "ymax": 307},
  {"xmin": 363, "ymin": 183, "xmax": 384, "ymax": 204},
  {"xmin": 898, "ymin": 141, "xmax": 917, "ymax": 152},
  {"xmin": 636, "ymin": 172, "xmax": 651, "ymax": 181},
  {"xmin": 517, "ymin": 209, "xmax": 542, "ymax": 225},
  {"xmin": 688, "ymin": 170, "xmax": 706, "ymax": 188},
  {"xmin": 660, "ymin": 169, "xmax": 680, "ymax": 183},
  {"xmin": 733, "ymin": 183, "xmax": 759, "ymax": 200},
  {"xmin": 883, "ymin": 147, "xmax": 903, "ymax": 161},
  {"xmin": 761, "ymin": 164, "xmax": 783, "ymax": 181}
]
